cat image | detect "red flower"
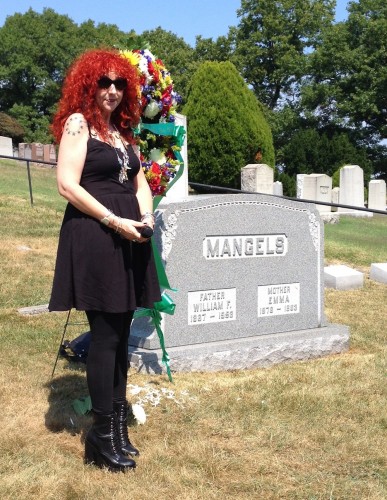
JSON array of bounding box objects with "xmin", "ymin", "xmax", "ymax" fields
[{"xmin": 150, "ymin": 162, "xmax": 161, "ymax": 174}]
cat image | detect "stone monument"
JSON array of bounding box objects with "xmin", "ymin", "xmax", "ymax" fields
[
  {"xmin": 129, "ymin": 193, "xmax": 349, "ymax": 373},
  {"xmin": 331, "ymin": 187, "xmax": 340, "ymax": 212},
  {"xmin": 368, "ymin": 180, "xmax": 386, "ymax": 211},
  {"xmin": 31, "ymin": 142, "xmax": 44, "ymax": 162},
  {"xmin": 0, "ymin": 136, "xmax": 13, "ymax": 157},
  {"xmin": 273, "ymin": 181, "xmax": 283, "ymax": 197},
  {"xmin": 18, "ymin": 143, "xmax": 32, "ymax": 159},
  {"xmin": 241, "ymin": 164, "xmax": 274, "ymax": 194},
  {"xmin": 43, "ymin": 144, "xmax": 57, "ymax": 164},
  {"xmin": 339, "ymin": 165, "xmax": 367, "ymax": 214},
  {"xmin": 297, "ymin": 174, "xmax": 332, "ymax": 214}
]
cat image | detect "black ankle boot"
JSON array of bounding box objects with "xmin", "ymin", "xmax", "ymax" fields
[
  {"xmin": 84, "ymin": 412, "xmax": 136, "ymax": 472},
  {"xmin": 113, "ymin": 400, "xmax": 140, "ymax": 457}
]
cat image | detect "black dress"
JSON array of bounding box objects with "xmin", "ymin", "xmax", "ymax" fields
[{"xmin": 49, "ymin": 137, "xmax": 161, "ymax": 313}]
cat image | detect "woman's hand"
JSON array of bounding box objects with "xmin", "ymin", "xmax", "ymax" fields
[{"xmin": 113, "ymin": 218, "xmax": 151, "ymax": 243}]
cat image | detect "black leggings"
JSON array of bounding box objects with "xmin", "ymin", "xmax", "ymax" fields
[{"xmin": 85, "ymin": 310, "xmax": 134, "ymax": 415}]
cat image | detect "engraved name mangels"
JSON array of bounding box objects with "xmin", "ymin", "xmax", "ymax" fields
[{"xmin": 203, "ymin": 234, "xmax": 288, "ymax": 260}]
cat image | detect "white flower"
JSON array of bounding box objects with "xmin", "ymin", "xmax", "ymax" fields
[
  {"xmin": 143, "ymin": 100, "xmax": 161, "ymax": 119},
  {"xmin": 150, "ymin": 148, "xmax": 167, "ymax": 165},
  {"xmin": 138, "ymin": 57, "xmax": 149, "ymax": 76},
  {"xmin": 132, "ymin": 404, "xmax": 147, "ymax": 425},
  {"xmin": 143, "ymin": 49, "xmax": 155, "ymax": 61},
  {"xmin": 128, "ymin": 384, "xmax": 142, "ymax": 395}
]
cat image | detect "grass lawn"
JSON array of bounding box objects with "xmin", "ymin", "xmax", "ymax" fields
[{"xmin": 0, "ymin": 160, "xmax": 386, "ymax": 499}]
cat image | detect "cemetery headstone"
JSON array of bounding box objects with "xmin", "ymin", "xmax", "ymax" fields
[
  {"xmin": 0, "ymin": 136, "xmax": 13, "ymax": 157},
  {"xmin": 298, "ymin": 174, "xmax": 332, "ymax": 214},
  {"xmin": 339, "ymin": 165, "xmax": 366, "ymax": 213},
  {"xmin": 18, "ymin": 143, "xmax": 31, "ymax": 159},
  {"xmin": 368, "ymin": 180, "xmax": 386, "ymax": 211},
  {"xmin": 130, "ymin": 193, "xmax": 349, "ymax": 372},
  {"xmin": 241, "ymin": 164, "xmax": 274, "ymax": 194},
  {"xmin": 273, "ymin": 181, "xmax": 283, "ymax": 197},
  {"xmin": 43, "ymin": 144, "xmax": 57, "ymax": 164},
  {"xmin": 331, "ymin": 187, "xmax": 340, "ymax": 212},
  {"xmin": 31, "ymin": 142, "xmax": 44, "ymax": 162}
]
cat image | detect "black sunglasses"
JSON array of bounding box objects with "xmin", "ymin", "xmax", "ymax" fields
[{"xmin": 97, "ymin": 76, "xmax": 127, "ymax": 91}]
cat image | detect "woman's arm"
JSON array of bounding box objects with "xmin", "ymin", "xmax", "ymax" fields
[{"xmin": 56, "ymin": 113, "xmax": 111, "ymax": 220}]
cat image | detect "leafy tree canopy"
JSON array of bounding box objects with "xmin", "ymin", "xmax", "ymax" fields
[
  {"xmin": 183, "ymin": 60, "xmax": 274, "ymax": 189},
  {"xmin": 303, "ymin": 0, "xmax": 387, "ymax": 138},
  {"xmin": 234, "ymin": 0, "xmax": 335, "ymax": 109},
  {"xmin": 0, "ymin": 112, "xmax": 25, "ymax": 142}
]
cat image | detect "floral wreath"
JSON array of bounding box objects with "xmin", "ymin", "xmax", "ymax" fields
[{"xmin": 120, "ymin": 48, "xmax": 183, "ymax": 197}]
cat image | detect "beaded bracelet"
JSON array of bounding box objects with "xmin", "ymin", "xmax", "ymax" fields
[{"xmin": 115, "ymin": 216, "xmax": 123, "ymax": 234}]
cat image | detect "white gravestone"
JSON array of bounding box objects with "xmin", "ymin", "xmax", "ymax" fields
[
  {"xmin": 299, "ymin": 174, "xmax": 332, "ymax": 214},
  {"xmin": 324, "ymin": 265, "xmax": 364, "ymax": 290},
  {"xmin": 273, "ymin": 181, "xmax": 283, "ymax": 196},
  {"xmin": 370, "ymin": 263, "xmax": 387, "ymax": 284},
  {"xmin": 331, "ymin": 187, "xmax": 340, "ymax": 212},
  {"xmin": 129, "ymin": 194, "xmax": 349, "ymax": 373},
  {"xmin": 241, "ymin": 164, "xmax": 274, "ymax": 194},
  {"xmin": 339, "ymin": 165, "xmax": 365, "ymax": 213},
  {"xmin": 368, "ymin": 180, "xmax": 386, "ymax": 211},
  {"xmin": 297, "ymin": 174, "xmax": 306, "ymax": 199},
  {"xmin": 0, "ymin": 136, "xmax": 13, "ymax": 157}
]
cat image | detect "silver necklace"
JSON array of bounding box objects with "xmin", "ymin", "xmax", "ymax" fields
[{"xmin": 110, "ymin": 125, "xmax": 130, "ymax": 183}]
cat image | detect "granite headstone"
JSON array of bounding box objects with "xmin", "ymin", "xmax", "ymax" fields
[{"xmin": 130, "ymin": 194, "xmax": 349, "ymax": 372}]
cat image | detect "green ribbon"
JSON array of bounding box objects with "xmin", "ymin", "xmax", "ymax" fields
[
  {"xmin": 136, "ymin": 121, "xmax": 186, "ymax": 378},
  {"xmin": 133, "ymin": 292, "xmax": 176, "ymax": 382},
  {"xmin": 137, "ymin": 121, "xmax": 186, "ymax": 291}
]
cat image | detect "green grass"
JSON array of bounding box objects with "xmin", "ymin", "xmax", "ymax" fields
[
  {"xmin": 325, "ymin": 215, "xmax": 387, "ymax": 266},
  {"xmin": 0, "ymin": 159, "xmax": 386, "ymax": 499}
]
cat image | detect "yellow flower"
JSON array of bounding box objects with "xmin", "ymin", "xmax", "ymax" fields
[{"xmin": 120, "ymin": 50, "xmax": 141, "ymax": 67}]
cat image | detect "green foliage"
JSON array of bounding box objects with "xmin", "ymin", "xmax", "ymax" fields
[
  {"xmin": 302, "ymin": 0, "xmax": 387, "ymax": 138},
  {"xmin": 280, "ymin": 129, "xmax": 373, "ymax": 183},
  {"xmin": 234, "ymin": 0, "xmax": 335, "ymax": 109},
  {"xmin": 0, "ymin": 112, "xmax": 25, "ymax": 142},
  {"xmin": 0, "ymin": 9, "xmax": 131, "ymax": 143},
  {"xmin": 275, "ymin": 171, "xmax": 296, "ymax": 197},
  {"xmin": 332, "ymin": 168, "xmax": 340, "ymax": 188},
  {"xmin": 0, "ymin": 3, "xmax": 386, "ymax": 179},
  {"xmin": 183, "ymin": 61, "xmax": 274, "ymax": 188}
]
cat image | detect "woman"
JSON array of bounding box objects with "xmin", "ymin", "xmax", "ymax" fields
[{"xmin": 49, "ymin": 48, "xmax": 161, "ymax": 472}]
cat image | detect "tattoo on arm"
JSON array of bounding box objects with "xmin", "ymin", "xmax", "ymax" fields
[{"xmin": 65, "ymin": 115, "xmax": 86, "ymax": 136}]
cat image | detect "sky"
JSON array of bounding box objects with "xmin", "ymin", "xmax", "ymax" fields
[{"xmin": 0, "ymin": 0, "xmax": 351, "ymax": 47}]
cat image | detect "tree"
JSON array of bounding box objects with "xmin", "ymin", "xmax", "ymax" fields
[
  {"xmin": 0, "ymin": 9, "xmax": 129, "ymax": 142},
  {"xmin": 233, "ymin": 0, "xmax": 335, "ymax": 109},
  {"xmin": 304, "ymin": 0, "xmax": 387, "ymax": 138},
  {"xmin": 0, "ymin": 112, "xmax": 25, "ymax": 142},
  {"xmin": 183, "ymin": 61, "xmax": 274, "ymax": 189},
  {"xmin": 280, "ymin": 128, "xmax": 372, "ymax": 181}
]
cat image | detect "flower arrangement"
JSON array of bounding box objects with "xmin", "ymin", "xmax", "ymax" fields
[{"xmin": 120, "ymin": 48, "xmax": 183, "ymax": 197}]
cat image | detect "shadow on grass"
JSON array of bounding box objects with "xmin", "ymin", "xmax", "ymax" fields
[{"xmin": 44, "ymin": 371, "xmax": 91, "ymax": 438}]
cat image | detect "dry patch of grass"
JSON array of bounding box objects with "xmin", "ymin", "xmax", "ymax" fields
[
  {"xmin": 0, "ymin": 287, "xmax": 385, "ymax": 499},
  {"xmin": 0, "ymin": 162, "xmax": 386, "ymax": 498}
]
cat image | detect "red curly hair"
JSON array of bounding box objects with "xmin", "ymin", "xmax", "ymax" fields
[{"xmin": 52, "ymin": 48, "xmax": 141, "ymax": 144}]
